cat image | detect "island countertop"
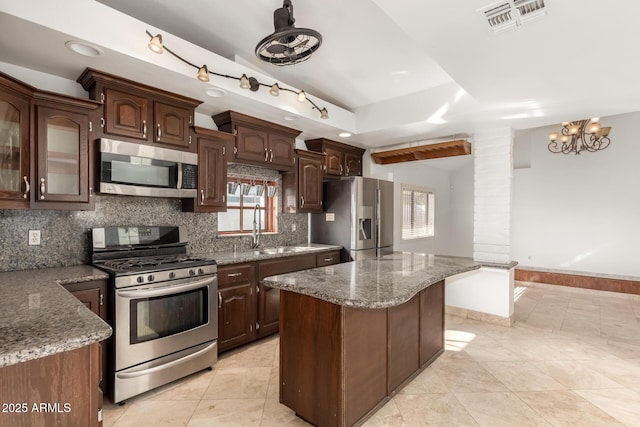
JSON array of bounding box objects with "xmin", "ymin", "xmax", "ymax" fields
[
  {"xmin": 0, "ymin": 265, "xmax": 112, "ymax": 368},
  {"xmin": 262, "ymin": 253, "xmax": 494, "ymax": 309}
]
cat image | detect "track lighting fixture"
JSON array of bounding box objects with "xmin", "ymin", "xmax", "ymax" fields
[{"xmin": 145, "ymin": 30, "xmax": 328, "ymax": 119}]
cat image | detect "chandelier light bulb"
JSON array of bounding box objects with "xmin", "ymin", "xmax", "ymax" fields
[
  {"xmin": 549, "ymin": 132, "xmax": 558, "ymax": 142},
  {"xmin": 588, "ymin": 122, "xmax": 600, "ymax": 134},
  {"xmin": 561, "ymin": 122, "xmax": 569, "ymax": 127},
  {"xmin": 569, "ymin": 124, "xmax": 580, "ymax": 135},
  {"xmin": 560, "ymin": 135, "xmax": 569, "ymax": 143}
]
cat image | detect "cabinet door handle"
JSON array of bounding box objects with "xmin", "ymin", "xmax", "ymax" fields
[
  {"xmin": 340, "ymin": 164, "xmax": 344, "ymax": 175},
  {"xmin": 264, "ymin": 148, "xmax": 269, "ymax": 161},
  {"xmin": 346, "ymin": 165, "xmax": 350, "ymax": 175},
  {"xmin": 200, "ymin": 190, "xmax": 205, "ymax": 206},
  {"xmin": 142, "ymin": 120, "xmax": 147, "ymax": 138},
  {"xmin": 22, "ymin": 176, "xmax": 30, "ymax": 199},
  {"xmin": 218, "ymin": 291, "xmax": 222, "ymax": 309},
  {"xmin": 222, "ymin": 194, "xmax": 226, "ymax": 203},
  {"xmin": 227, "ymin": 272, "xmax": 243, "ymax": 278},
  {"xmin": 323, "ymin": 258, "xmax": 332, "ymax": 262},
  {"xmin": 300, "ymin": 196, "xmax": 305, "ymax": 208},
  {"xmin": 156, "ymin": 124, "xmax": 162, "ymax": 139},
  {"xmin": 39, "ymin": 178, "xmax": 46, "ymax": 200},
  {"xmin": 269, "ymin": 149, "xmax": 273, "ymax": 162},
  {"xmin": 89, "ymin": 187, "xmax": 93, "ymax": 197}
]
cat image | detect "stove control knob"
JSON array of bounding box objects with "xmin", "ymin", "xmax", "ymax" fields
[
  {"xmin": 169, "ymin": 272, "xmax": 176, "ymax": 279},
  {"xmin": 147, "ymin": 274, "xmax": 155, "ymax": 282},
  {"xmin": 198, "ymin": 268, "xmax": 205, "ymax": 275},
  {"xmin": 189, "ymin": 269, "xmax": 196, "ymax": 276},
  {"xmin": 136, "ymin": 276, "xmax": 144, "ymax": 284}
]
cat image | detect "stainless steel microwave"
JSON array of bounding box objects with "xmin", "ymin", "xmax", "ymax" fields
[{"xmin": 97, "ymin": 139, "xmax": 198, "ymax": 198}]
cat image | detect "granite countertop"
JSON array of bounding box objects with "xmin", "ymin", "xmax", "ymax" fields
[
  {"xmin": 0, "ymin": 265, "xmax": 112, "ymax": 368},
  {"xmin": 263, "ymin": 253, "xmax": 514, "ymax": 309},
  {"xmin": 197, "ymin": 243, "xmax": 342, "ymax": 266}
]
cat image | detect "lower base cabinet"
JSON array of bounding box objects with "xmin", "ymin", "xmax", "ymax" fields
[
  {"xmin": 0, "ymin": 343, "xmax": 102, "ymax": 427},
  {"xmin": 217, "ymin": 250, "xmax": 340, "ymax": 353},
  {"xmin": 217, "ymin": 263, "xmax": 256, "ymax": 353}
]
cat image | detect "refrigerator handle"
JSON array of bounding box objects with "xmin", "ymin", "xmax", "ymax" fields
[{"xmin": 376, "ymin": 187, "xmax": 381, "ymax": 250}]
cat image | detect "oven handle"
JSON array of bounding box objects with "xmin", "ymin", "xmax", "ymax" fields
[
  {"xmin": 116, "ymin": 342, "xmax": 216, "ymax": 379},
  {"xmin": 116, "ymin": 276, "xmax": 215, "ymax": 299}
]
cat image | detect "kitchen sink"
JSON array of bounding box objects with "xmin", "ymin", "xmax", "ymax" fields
[{"xmin": 253, "ymin": 246, "xmax": 313, "ymax": 255}]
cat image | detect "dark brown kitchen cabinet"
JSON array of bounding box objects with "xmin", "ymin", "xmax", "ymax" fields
[
  {"xmin": 212, "ymin": 110, "xmax": 300, "ymax": 171},
  {"xmin": 316, "ymin": 250, "xmax": 340, "ymax": 267},
  {"xmin": 0, "ymin": 72, "xmax": 32, "ymax": 209},
  {"xmin": 62, "ymin": 279, "xmax": 108, "ymax": 396},
  {"xmin": 77, "ymin": 68, "xmax": 201, "ymax": 152},
  {"xmin": 31, "ymin": 91, "xmax": 100, "ymax": 210},
  {"xmin": 257, "ymin": 253, "xmax": 317, "ymax": 337},
  {"xmin": 420, "ymin": 279, "xmax": 444, "ymax": 366},
  {"xmin": 282, "ymin": 149, "xmax": 325, "ymax": 214},
  {"xmin": 217, "ymin": 263, "xmax": 256, "ymax": 353},
  {"xmin": 305, "ymin": 138, "xmax": 365, "ymax": 177},
  {"xmin": 182, "ymin": 127, "xmax": 234, "ymax": 213},
  {"xmin": 0, "ymin": 343, "xmax": 102, "ymax": 427}
]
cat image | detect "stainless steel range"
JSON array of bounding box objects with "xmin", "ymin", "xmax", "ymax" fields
[{"xmin": 91, "ymin": 226, "xmax": 217, "ymax": 404}]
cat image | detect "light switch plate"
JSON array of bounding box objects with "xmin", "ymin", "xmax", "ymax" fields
[{"xmin": 28, "ymin": 230, "xmax": 41, "ymax": 246}]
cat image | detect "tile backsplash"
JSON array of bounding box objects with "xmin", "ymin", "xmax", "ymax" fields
[{"xmin": 0, "ymin": 165, "xmax": 308, "ymax": 272}]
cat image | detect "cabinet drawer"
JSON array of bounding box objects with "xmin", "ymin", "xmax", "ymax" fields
[
  {"xmin": 316, "ymin": 251, "xmax": 340, "ymax": 267},
  {"xmin": 218, "ymin": 263, "xmax": 255, "ymax": 287}
]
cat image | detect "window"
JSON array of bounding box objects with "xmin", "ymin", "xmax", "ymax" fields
[
  {"xmin": 401, "ymin": 184, "xmax": 434, "ymax": 239},
  {"xmin": 218, "ymin": 179, "xmax": 277, "ymax": 234}
]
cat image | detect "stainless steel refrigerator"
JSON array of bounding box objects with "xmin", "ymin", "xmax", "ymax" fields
[{"xmin": 310, "ymin": 177, "xmax": 394, "ymax": 261}]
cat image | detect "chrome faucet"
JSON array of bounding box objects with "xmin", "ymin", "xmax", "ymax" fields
[{"xmin": 251, "ymin": 204, "xmax": 261, "ymax": 249}]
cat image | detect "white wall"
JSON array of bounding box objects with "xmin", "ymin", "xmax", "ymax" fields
[
  {"xmin": 366, "ymin": 154, "xmax": 454, "ymax": 255},
  {"xmin": 449, "ymin": 162, "xmax": 474, "ymax": 257},
  {"xmin": 512, "ymin": 111, "xmax": 640, "ymax": 276}
]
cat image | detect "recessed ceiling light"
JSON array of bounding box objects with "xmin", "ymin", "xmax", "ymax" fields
[
  {"xmin": 65, "ymin": 41, "xmax": 104, "ymax": 57},
  {"xmin": 205, "ymin": 87, "xmax": 226, "ymax": 98},
  {"xmin": 338, "ymin": 132, "xmax": 351, "ymax": 138},
  {"xmin": 283, "ymin": 114, "xmax": 299, "ymax": 121}
]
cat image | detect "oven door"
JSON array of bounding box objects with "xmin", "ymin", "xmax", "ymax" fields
[{"xmin": 114, "ymin": 274, "xmax": 217, "ymax": 371}]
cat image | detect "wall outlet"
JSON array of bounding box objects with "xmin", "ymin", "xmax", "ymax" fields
[
  {"xmin": 291, "ymin": 223, "xmax": 296, "ymax": 232},
  {"xmin": 28, "ymin": 230, "xmax": 41, "ymax": 246}
]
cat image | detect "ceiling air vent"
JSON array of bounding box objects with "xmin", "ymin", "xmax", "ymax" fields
[{"xmin": 480, "ymin": 0, "xmax": 546, "ymax": 33}]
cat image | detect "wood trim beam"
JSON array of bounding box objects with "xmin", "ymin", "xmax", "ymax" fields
[{"xmin": 370, "ymin": 140, "xmax": 471, "ymax": 165}]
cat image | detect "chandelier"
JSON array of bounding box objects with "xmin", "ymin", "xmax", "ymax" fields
[
  {"xmin": 548, "ymin": 118, "xmax": 612, "ymax": 154},
  {"xmin": 146, "ymin": 31, "xmax": 328, "ymax": 119}
]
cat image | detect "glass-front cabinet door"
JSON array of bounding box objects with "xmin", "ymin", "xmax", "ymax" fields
[
  {"xmin": 0, "ymin": 88, "xmax": 30, "ymax": 208},
  {"xmin": 32, "ymin": 94, "xmax": 99, "ymax": 210}
]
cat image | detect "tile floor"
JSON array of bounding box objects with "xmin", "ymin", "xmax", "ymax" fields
[{"xmin": 103, "ymin": 281, "xmax": 640, "ymax": 426}]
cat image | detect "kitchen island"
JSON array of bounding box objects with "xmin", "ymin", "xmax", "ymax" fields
[{"xmin": 263, "ymin": 253, "xmax": 482, "ymax": 427}]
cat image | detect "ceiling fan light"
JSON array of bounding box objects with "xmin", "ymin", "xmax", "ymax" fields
[
  {"xmin": 197, "ymin": 65, "xmax": 209, "ymax": 82},
  {"xmin": 239, "ymin": 74, "xmax": 250, "ymax": 89},
  {"xmin": 148, "ymin": 34, "xmax": 163, "ymax": 54},
  {"xmin": 269, "ymin": 83, "xmax": 280, "ymax": 96},
  {"xmin": 297, "ymin": 91, "xmax": 306, "ymax": 102}
]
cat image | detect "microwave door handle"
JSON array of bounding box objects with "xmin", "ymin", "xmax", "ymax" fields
[
  {"xmin": 116, "ymin": 342, "xmax": 216, "ymax": 379},
  {"xmin": 116, "ymin": 276, "xmax": 215, "ymax": 299}
]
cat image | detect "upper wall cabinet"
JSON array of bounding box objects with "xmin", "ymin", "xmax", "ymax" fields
[
  {"xmin": 182, "ymin": 127, "xmax": 234, "ymax": 213},
  {"xmin": 0, "ymin": 72, "xmax": 33, "ymax": 209},
  {"xmin": 305, "ymin": 138, "xmax": 365, "ymax": 177},
  {"xmin": 77, "ymin": 68, "xmax": 202, "ymax": 152},
  {"xmin": 282, "ymin": 149, "xmax": 325, "ymax": 214},
  {"xmin": 31, "ymin": 91, "xmax": 101, "ymax": 210},
  {"xmin": 213, "ymin": 111, "xmax": 301, "ymax": 171}
]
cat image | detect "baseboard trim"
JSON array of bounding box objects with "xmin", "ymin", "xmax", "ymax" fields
[
  {"xmin": 515, "ymin": 269, "xmax": 640, "ymax": 295},
  {"xmin": 445, "ymin": 305, "xmax": 514, "ymax": 327}
]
